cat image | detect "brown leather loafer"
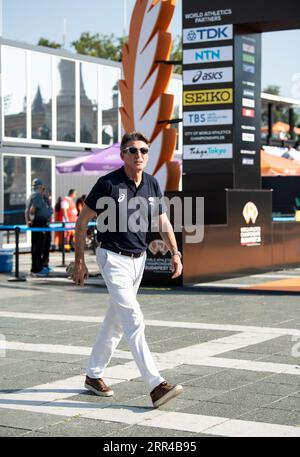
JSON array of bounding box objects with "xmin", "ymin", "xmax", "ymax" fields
[
  {"xmin": 150, "ymin": 381, "xmax": 183, "ymax": 408},
  {"xmin": 84, "ymin": 375, "xmax": 114, "ymax": 397}
]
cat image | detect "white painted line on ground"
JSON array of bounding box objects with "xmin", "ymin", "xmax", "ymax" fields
[
  {"xmin": 249, "ymin": 274, "xmax": 300, "ymax": 279},
  {"xmin": 4, "ymin": 330, "xmax": 299, "ymax": 377},
  {"xmin": 1, "ymin": 311, "xmax": 299, "ymax": 336},
  {"xmin": 165, "ymin": 332, "xmax": 281, "ymax": 363},
  {"xmin": 192, "ymin": 357, "xmax": 300, "ymax": 375},
  {"xmin": 0, "ymin": 393, "xmax": 299, "ymax": 437},
  {"xmin": 192, "ymin": 282, "xmax": 249, "ymax": 288},
  {"xmin": 0, "ymin": 311, "xmax": 103, "ymax": 323},
  {"xmin": 203, "ymin": 417, "xmax": 300, "ymax": 437},
  {"xmin": 5, "ymin": 341, "xmax": 133, "ymax": 360}
]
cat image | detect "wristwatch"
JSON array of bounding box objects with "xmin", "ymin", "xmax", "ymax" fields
[{"xmin": 172, "ymin": 250, "xmax": 182, "ymax": 259}]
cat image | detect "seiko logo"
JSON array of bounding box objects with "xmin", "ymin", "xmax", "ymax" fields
[
  {"xmin": 184, "ymin": 89, "xmax": 233, "ymax": 106},
  {"xmin": 186, "ymin": 26, "xmax": 232, "ymax": 42},
  {"xmin": 243, "ymin": 202, "xmax": 258, "ymax": 224},
  {"xmin": 192, "ymin": 70, "xmax": 224, "ymax": 83}
]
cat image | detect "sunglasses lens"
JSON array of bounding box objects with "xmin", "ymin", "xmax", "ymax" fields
[{"xmin": 126, "ymin": 147, "xmax": 149, "ymax": 154}]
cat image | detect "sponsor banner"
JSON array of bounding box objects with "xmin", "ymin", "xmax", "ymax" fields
[
  {"xmin": 241, "ymin": 125, "xmax": 256, "ymax": 131},
  {"xmin": 243, "ymin": 80, "xmax": 255, "ymax": 87},
  {"xmin": 242, "ymin": 108, "xmax": 255, "ymax": 118},
  {"xmin": 184, "ymin": 127, "xmax": 232, "ymax": 144},
  {"xmin": 243, "ymin": 63, "xmax": 255, "ymax": 74},
  {"xmin": 183, "ymin": 67, "xmax": 233, "ymax": 85},
  {"xmin": 183, "ymin": 46, "xmax": 233, "ymax": 65},
  {"xmin": 242, "ymin": 133, "xmax": 255, "ymax": 142},
  {"xmin": 243, "ymin": 53, "xmax": 255, "ymax": 64},
  {"xmin": 183, "ymin": 109, "xmax": 233, "ymax": 126},
  {"xmin": 240, "ymin": 226, "xmax": 261, "ymax": 247},
  {"xmin": 183, "ymin": 88, "xmax": 233, "ymax": 106},
  {"xmin": 242, "ymin": 43, "xmax": 255, "ymax": 54},
  {"xmin": 242, "ymin": 98, "xmax": 255, "ymax": 108},
  {"xmin": 183, "ymin": 143, "xmax": 233, "ymax": 160},
  {"xmin": 243, "ymin": 89, "xmax": 255, "ymax": 97},
  {"xmin": 242, "ymin": 158, "xmax": 254, "ymax": 165},
  {"xmin": 183, "ymin": 24, "xmax": 233, "ymax": 44},
  {"xmin": 240, "ymin": 149, "xmax": 256, "ymax": 155},
  {"xmin": 183, "ymin": 9, "xmax": 233, "ymax": 27}
]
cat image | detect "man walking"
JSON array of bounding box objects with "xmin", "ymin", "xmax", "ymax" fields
[{"xmin": 72, "ymin": 131, "xmax": 183, "ymax": 408}]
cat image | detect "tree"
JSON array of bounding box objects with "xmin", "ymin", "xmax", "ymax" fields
[
  {"xmin": 263, "ymin": 85, "xmax": 281, "ymax": 96},
  {"xmin": 71, "ymin": 32, "xmax": 126, "ymax": 61},
  {"xmin": 262, "ymin": 85, "xmax": 299, "ymax": 126},
  {"xmin": 170, "ymin": 35, "xmax": 182, "ymax": 75},
  {"xmin": 38, "ymin": 38, "xmax": 61, "ymax": 49}
]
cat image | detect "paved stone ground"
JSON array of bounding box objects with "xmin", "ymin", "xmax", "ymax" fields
[{"xmin": 0, "ymin": 252, "xmax": 300, "ymax": 437}]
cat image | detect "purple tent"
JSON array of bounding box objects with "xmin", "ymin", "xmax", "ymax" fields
[{"xmin": 56, "ymin": 143, "xmax": 123, "ymax": 175}]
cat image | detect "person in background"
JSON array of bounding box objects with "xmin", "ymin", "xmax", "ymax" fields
[
  {"xmin": 61, "ymin": 189, "xmax": 78, "ymax": 250},
  {"xmin": 76, "ymin": 194, "xmax": 86, "ymax": 216},
  {"xmin": 25, "ymin": 178, "xmax": 51, "ymax": 277},
  {"xmin": 42, "ymin": 188, "xmax": 53, "ymax": 272},
  {"xmin": 54, "ymin": 196, "xmax": 63, "ymax": 249}
]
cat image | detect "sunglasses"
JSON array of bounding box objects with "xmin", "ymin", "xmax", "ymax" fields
[{"xmin": 123, "ymin": 146, "xmax": 149, "ymax": 155}]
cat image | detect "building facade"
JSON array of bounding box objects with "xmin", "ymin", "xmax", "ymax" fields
[{"xmin": 0, "ymin": 38, "xmax": 182, "ymax": 248}]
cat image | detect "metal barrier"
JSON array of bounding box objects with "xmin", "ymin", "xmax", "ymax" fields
[{"xmin": 0, "ymin": 222, "xmax": 97, "ymax": 282}]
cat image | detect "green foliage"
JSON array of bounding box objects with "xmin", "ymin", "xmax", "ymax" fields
[
  {"xmin": 262, "ymin": 85, "xmax": 299, "ymax": 126},
  {"xmin": 38, "ymin": 38, "xmax": 61, "ymax": 49},
  {"xmin": 263, "ymin": 85, "xmax": 281, "ymax": 96},
  {"xmin": 71, "ymin": 32, "xmax": 127, "ymax": 61},
  {"xmin": 170, "ymin": 35, "xmax": 182, "ymax": 75}
]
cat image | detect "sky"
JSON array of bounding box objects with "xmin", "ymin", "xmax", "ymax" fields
[{"xmin": 2, "ymin": 0, "xmax": 300, "ymax": 99}]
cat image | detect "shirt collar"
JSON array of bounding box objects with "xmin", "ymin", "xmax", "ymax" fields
[{"xmin": 120, "ymin": 166, "xmax": 145, "ymax": 188}]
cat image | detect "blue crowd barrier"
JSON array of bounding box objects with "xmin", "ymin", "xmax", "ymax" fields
[{"xmin": 0, "ymin": 221, "xmax": 97, "ymax": 281}]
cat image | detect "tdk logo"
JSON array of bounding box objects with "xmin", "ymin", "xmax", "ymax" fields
[
  {"xmin": 188, "ymin": 27, "xmax": 230, "ymax": 41},
  {"xmin": 184, "ymin": 25, "xmax": 233, "ymax": 44},
  {"xmin": 196, "ymin": 49, "xmax": 220, "ymax": 61}
]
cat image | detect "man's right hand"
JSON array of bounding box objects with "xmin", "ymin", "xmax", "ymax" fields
[{"xmin": 72, "ymin": 261, "xmax": 89, "ymax": 286}]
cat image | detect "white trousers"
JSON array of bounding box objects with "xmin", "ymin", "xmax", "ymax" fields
[{"xmin": 86, "ymin": 247, "xmax": 165, "ymax": 392}]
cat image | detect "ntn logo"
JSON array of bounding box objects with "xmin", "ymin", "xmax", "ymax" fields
[{"xmin": 196, "ymin": 49, "xmax": 220, "ymax": 60}]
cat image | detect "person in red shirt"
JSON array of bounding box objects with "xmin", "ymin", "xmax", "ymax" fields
[{"xmin": 61, "ymin": 189, "xmax": 77, "ymax": 249}]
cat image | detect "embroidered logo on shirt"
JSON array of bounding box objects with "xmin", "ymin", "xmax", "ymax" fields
[
  {"xmin": 148, "ymin": 197, "xmax": 155, "ymax": 206},
  {"xmin": 118, "ymin": 193, "xmax": 126, "ymax": 203}
]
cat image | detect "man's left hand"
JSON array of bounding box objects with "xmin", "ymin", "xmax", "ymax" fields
[{"xmin": 171, "ymin": 255, "xmax": 183, "ymax": 279}]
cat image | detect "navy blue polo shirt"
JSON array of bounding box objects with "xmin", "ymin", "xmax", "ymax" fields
[{"xmin": 85, "ymin": 166, "xmax": 166, "ymax": 254}]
